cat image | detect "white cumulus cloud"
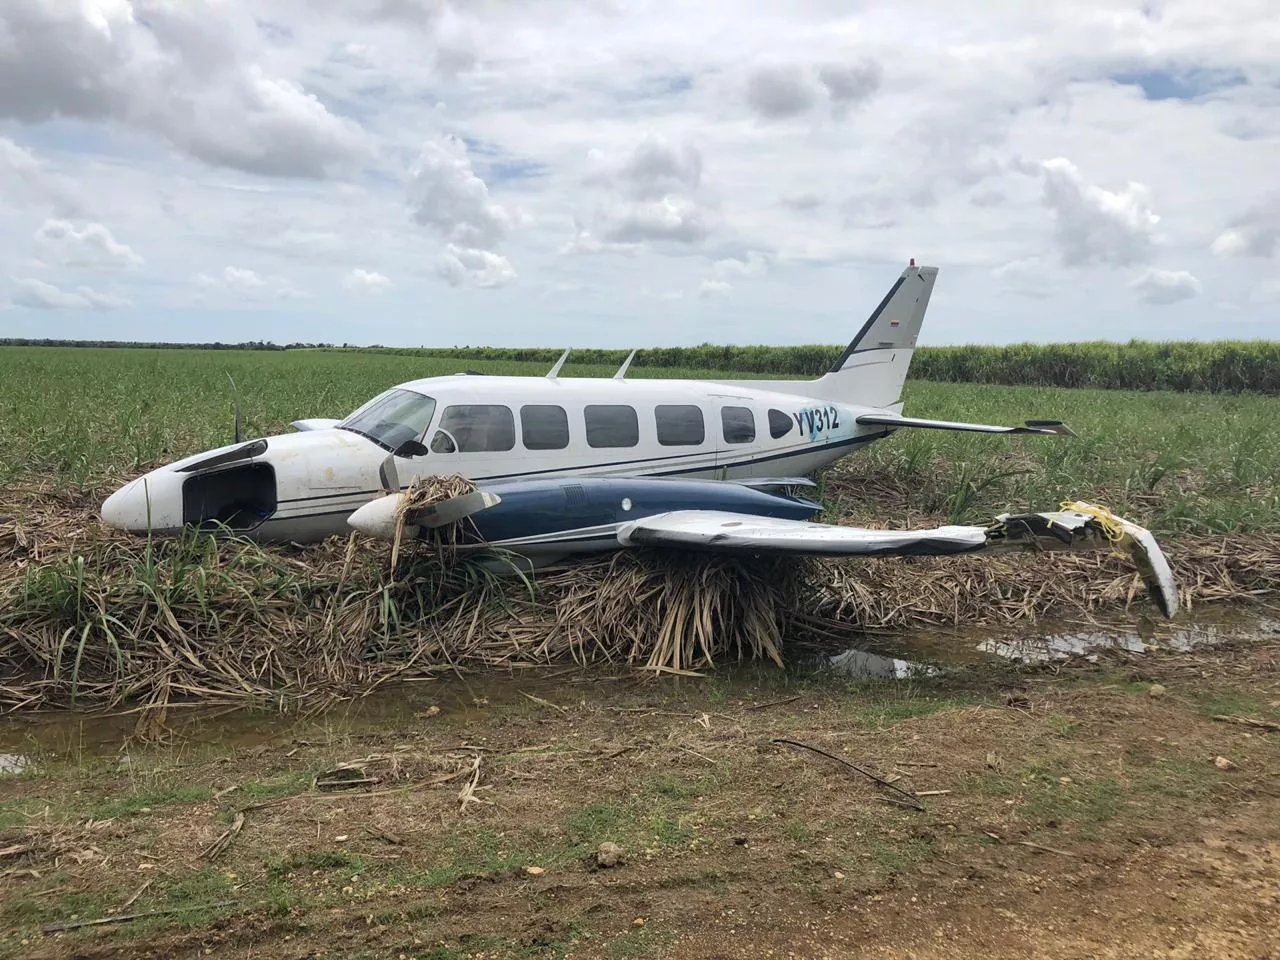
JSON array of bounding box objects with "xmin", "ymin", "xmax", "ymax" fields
[
  {"xmin": 744, "ymin": 58, "xmax": 882, "ymax": 120},
  {"xmin": 196, "ymin": 265, "xmax": 305, "ymax": 301},
  {"xmin": 437, "ymin": 245, "xmax": 516, "ymax": 288},
  {"xmin": 573, "ymin": 135, "xmax": 717, "ymax": 253},
  {"xmin": 1211, "ymin": 197, "xmax": 1280, "ymax": 259},
  {"xmin": 35, "ymin": 219, "xmax": 143, "ymax": 268},
  {"xmin": 1038, "ymin": 158, "xmax": 1161, "ymax": 267},
  {"xmin": 1129, "ymin": 267, "xmax": 1201, "ymax": 305},
  {"xmin": 408, "ymin": 135, "xmax": 519, "ymax": 287},
  {"xmin": 408, "ymin": 135, "xmax": 515, "ymax": 250},
  {"xmin": 11, "ymin": 277, "xmax": 131, "ymax": 310},
  {"xmin": 590, "ymin": 133, "xmax": 703, "ymax": 201},
  {"xmin": 345, "ymin": 268, "xmax": 392, "ymax": 294},
  {"xmin": 0, "ymin": 0, "xmax": 367, "ymax": 178}
]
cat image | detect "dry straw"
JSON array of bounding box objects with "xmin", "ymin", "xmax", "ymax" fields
[{"xmin": 3, "ymin": 480, "xmax": 1278, "ymax": 717}]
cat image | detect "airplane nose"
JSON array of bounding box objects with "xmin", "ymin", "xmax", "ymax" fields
[
  {"xmin": 100, "ymin": 474, "xmax": 183, "ymax": 533},
  {"xmin": 101, "ymin": 479, "xmax": 141, "ymax": 531}
]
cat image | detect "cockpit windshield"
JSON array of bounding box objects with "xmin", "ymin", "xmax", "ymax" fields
[{"xmin": 337, "ymin": 388, "xmax": 437, "ymax": 452}]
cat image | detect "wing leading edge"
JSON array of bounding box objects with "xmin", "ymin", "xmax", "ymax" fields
[{"xmin": 617, "ymin": 502, "xmax": 1177, "ymax": 618}]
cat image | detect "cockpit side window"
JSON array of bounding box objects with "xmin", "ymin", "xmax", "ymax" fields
[
  {"xmin": 431, "ymin": 405, "xmax": 516, "ymax": 453},
  {"xmin": 337, "ymin": 388, "xmax": 437, "ymax": 452}
]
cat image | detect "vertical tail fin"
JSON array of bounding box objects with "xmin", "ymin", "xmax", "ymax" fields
[{"xmin": 809, "ymin": 263, "xmax": 937, "ymax": 409}]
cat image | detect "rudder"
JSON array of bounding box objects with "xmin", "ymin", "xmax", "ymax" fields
[{"xmin": 809, "ymin": 262, "xmax": 938, "ymax": 408}]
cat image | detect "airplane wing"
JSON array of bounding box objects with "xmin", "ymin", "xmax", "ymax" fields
[
  {"xmin": 856, "ymin": 414, "xmax": 1075, "ymax": 436},
  {"xmin": 618, "ymin": 503, "xmax": 1176, "ymax": 618},
  {"xmin": 618, "ymin": 511, "xmax": 987, "ymax": 556}
]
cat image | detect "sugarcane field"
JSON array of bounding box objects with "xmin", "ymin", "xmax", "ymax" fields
[{"xmin": 2, "ymin": 343, "xmax": 1278, "ymax": 960}]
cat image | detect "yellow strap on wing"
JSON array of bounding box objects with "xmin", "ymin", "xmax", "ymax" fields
[{"xmin": 1060, "ymin": 500, "xmax": 1126, "ymax": 543}]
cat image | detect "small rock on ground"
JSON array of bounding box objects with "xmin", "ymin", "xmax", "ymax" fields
[{"xmin": 597, "ymin": 842, "xmax": 625, "ymax": 868}]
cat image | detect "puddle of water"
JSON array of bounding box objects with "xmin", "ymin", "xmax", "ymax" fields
[
  {"xmin": 813, "ymin": 606, "xmax": 1278, "ymax": 675},
  {"xmin": 977, "ymin": 611, "xmax": 1280, "ymax": 664},
  {"xmin": 0, "ymin": 669, "xmax": 633, "ymax": 768},
  {"xmin": 1, "ymin": 607, "xmax": 1273, "ymax": 767},
  {"xmin": 826, "ymin": 648, "xmax": 941, "ymax": 680}
]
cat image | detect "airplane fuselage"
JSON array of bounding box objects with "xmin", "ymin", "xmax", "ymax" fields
[{"xmin": 101, "ymin": 373, "xmax": 897, "ymax": 544}]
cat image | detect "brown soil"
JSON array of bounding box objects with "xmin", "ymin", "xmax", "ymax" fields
[{"xmin": 2, "ymin": 635, "xmax": 1278, "ymax": 960}]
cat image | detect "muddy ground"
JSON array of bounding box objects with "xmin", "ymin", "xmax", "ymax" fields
[{"xmin": 1, "ymin": 630, "xmax": 1278, "ymax": 960}]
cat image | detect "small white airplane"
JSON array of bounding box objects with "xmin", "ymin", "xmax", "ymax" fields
[{"xmin": 100, "ymin": 262, "xmax": 1178, "ymax": 617}]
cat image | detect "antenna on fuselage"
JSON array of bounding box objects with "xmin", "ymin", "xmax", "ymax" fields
[
  {"xmin": 546, "ymin": 348, "xmax": 570, "ymax": 379},
  {"xmin": 613, "ymin": 349, "xmax": 637, "ymax": 381}
]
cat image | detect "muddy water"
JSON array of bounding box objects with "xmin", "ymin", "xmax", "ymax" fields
[
  {"xmin": 0, "ymin": 670, "xmax": 635, "ymax": 770},
  {"xmin": 1, "ymin": 606, "xmax": 1274, "ymax": 772},
  {"xmin": 813, "ymin": 604, "xmax": 1278, "ymax": 678}
]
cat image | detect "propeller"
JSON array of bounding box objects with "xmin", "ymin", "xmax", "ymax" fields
[{"xmin": 348, "ymin": 487, "xmax": 502, "ymax": 540}]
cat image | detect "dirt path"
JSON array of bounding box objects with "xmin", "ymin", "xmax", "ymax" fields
[{"xmin": 1, "ymin": 636, "xmax": 1278, "ymax": 959}]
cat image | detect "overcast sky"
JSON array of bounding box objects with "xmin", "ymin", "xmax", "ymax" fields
[{"xmin": 1, "ymin": 0, "xmax": 1277, "ymax": 348}]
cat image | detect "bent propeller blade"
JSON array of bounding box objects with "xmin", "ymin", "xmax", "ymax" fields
[
  {"xmin": 347, "ymin": 488, "xmax": 502, "ymax": 540},
  {"xmin": 410, "ymin": 490, "xmax": 503, "ymax": 528}
]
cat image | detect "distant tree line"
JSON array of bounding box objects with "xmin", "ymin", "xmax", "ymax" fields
[
  {"xmin": 0, "ymin": 338, "xmax": 331, "ymax": 350},
  {"xmin": 359, "ymin": 341, "xmax": 1280, "ymax": 393},
  {"xmin": 5, "ymin": 338, "xmax": 1280, "ymax": 393}
]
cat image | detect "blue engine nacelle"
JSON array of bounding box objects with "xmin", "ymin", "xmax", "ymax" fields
[{"xmin": 459, "ymin": 476, "xmax": 823, "ymax": 549}]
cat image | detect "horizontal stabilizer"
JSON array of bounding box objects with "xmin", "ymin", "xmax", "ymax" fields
[{"xmin": 856, "ymin": 414, "xmax": 1076, "ymax": 437}]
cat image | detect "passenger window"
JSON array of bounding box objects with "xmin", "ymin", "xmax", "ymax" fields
[
  {"xmin": 655, "ymin": 404, "xmax": 705, "ymax": 446},
  {"xmin": 430, "ymin": 404, "xmax": 515, "ymax": 453},
  {"xmin": 520, "ymin": 404, "xmax": 569, "ymax": 450},
  {"xmin": 721, "ymin": 406, "xmax": 755, "ymax": 444},
  {"xmin": 584, "ymin": 404, "xmax": 639, "ymax": 448},
  {"xmin": 768, "ymin": 409, "xmax": 793, "ymax": 440}
]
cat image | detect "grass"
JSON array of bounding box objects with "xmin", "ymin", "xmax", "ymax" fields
[
  {"xmin": 89, "ymin": 784, "xmax": 214, "ymax": 821},
  {"xmin": 847, "ymin": 380, "xmax": 1280, "ymax": 533},
  {"xmin": 4, "ymin": 344, "xmax": 1279, "ymax": 531},
  {"xmin": 4, "ymin": 344, "xmax": 1280, "ymax": 714},
  {"xmin": 10, "ymin": 339, "xmax": 1280, "ymax": 392}
]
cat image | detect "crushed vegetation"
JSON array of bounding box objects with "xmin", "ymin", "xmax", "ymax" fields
[
  {"xmin": 5, "ymin": 346, "xmax": 1280, "ymax": 714},
  {"xmin": 4, "ymin": 465, "xmax": 1280, "ymax": 716}
]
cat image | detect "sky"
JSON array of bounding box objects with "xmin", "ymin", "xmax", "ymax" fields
[{"xmin": 0, "ymin": 0, "xmax": 1277, "ymax": 349}]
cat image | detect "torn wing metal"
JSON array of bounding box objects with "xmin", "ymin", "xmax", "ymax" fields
[
  {"xmin": 986, "ymin": 504, "xmax": 1178, "ymax": 618},
  {"xmin": 856, "ymin": 414, "xmax": 1075, "ymax": 437},
  {"xmin": 616, "ymin": 502, "xmax": 1177, "ymax": 618}
]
